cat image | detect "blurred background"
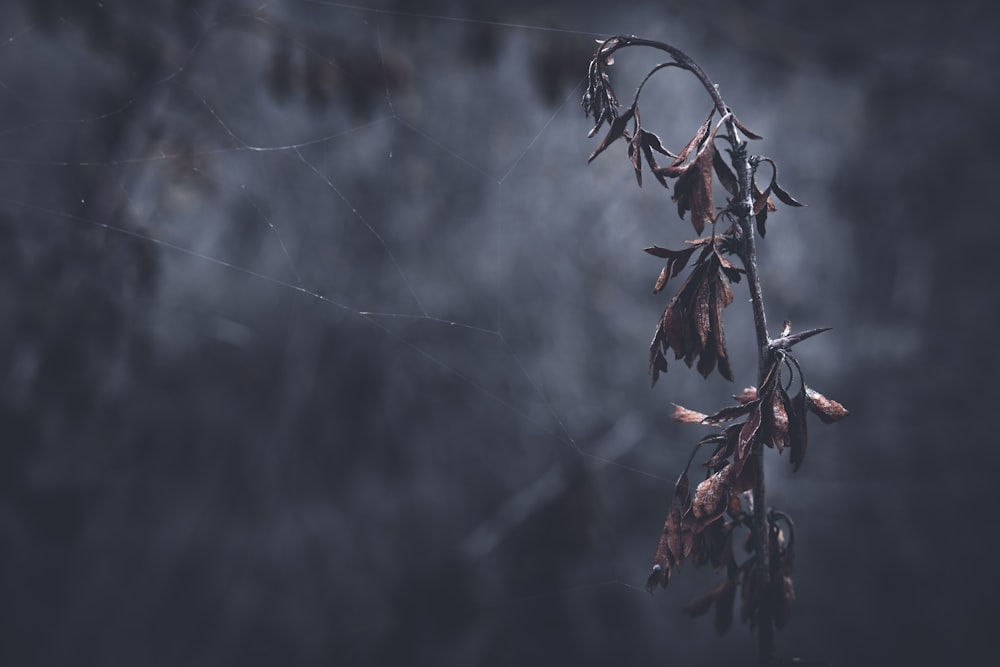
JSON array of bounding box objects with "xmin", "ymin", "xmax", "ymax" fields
[{"xmin": 0, "ymin": 1, "xmax": 995, "ymax": 665}]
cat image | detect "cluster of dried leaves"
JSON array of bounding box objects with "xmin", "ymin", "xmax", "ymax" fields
[
  {"xmin": 583, "ymin": 36, "xmax": 850, "ymax": 646},
  {"xmin": 646, "ymin": 344, "xmax": 847, "ymax": 632}
]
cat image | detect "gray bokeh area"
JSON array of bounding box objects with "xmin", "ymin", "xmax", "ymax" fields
[{"xmin": 0, "ymin": 1, "xmax": 995, "ymax": 665}]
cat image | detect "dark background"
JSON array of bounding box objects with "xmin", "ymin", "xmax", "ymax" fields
[{"xmin": 0, "ymin": 1, "xmax": 995, "ymax": 665}]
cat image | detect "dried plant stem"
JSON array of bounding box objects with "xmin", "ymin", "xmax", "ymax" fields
[
  {"xmin": 586, "ymin": 34, "xmax": 846, "ymax": 666},
  {"xmin": 597, "ymin": 36, "xmax": 776, "ymax": 663},
  {"xmin": 731, "ymin": 142, "xmax": 776, "ymax": 666}
]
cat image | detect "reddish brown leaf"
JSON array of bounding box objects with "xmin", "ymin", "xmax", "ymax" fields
[
  {"xmin": 653, "ymin": 265, "xmax": 669, "ymax": 293},
  {"xmin": 710, "ymin": 270, "xmax": 734, "ymax": 381},
  {"xmin": 666, "ymin": 503, "xmax": 684, "ymax": 566},
  {"xmin": 627, "ymin": 130, "xmax": 643, "ymax": 187},
  {"xmin": 768, "ymin": 387, "xmax": 791, "ymax": 453},
  {"xmin": 734, "ymin": 387, "xmax": 758, "ymax": 404},
  {"xmin": 672, "ymin": 404, "xmax": 709, "ymax": 423},
  {"xmin": 673, "ymin": 109, "xmax": 714, "ymax": 164},
  {"xmin": 712, "ymin": 146, "xmax": 739, "ymax": 196},
  {"xmin": 673, "ymin": 137, "xmax": 716, "ymax": 235},
  {"xmin": 737, "ymin": 406, "xmax": 762, "ymax": 463},
  {"xmin": 733, "ymin": 115, "xmax": 763, "ymax": 140},
  {"xmin": 588, "ymin": 105, "xmax": 634, "ymax": 163},
  {"xmin": 806, "ymin": 388, "xmax": 850, "ymax": 423},
  {"xmin": 703, "ymin": 400, "xmax": 758, "ymax": 425},
  {"xmin": 692, "ymin": 467, "xmax": 731, "ymax": 526}
]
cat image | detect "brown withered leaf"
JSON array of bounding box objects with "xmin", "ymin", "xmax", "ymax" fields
[
  {"xmin": 712, "ymin": 146, "xmax": 739, "ymax": 196},
  {"xmin": 767, "ymin": 387, "xmax": 791, "ymax": 453},
  {"xmin": 702, "ymin": 400, "xmax": 758, "ymax": 425},
  {"xmin": 737, "ymin": 405, "xmax": 762, "ymax": 464},
  {"xmin": 627, "ymin": 129, "xmax": 642, "ymax": 187},
  {"xmin": 710, "ymin": 269, "xmax": 734, "ymax": 380},
  {"xmin": 734, "ymin": 387, "xmax": 758, "ymax": 404},
  {"xmin": 672, "ymin": 121, "xmax": 723, "ymax": 235},
  {"xmin": 806, "ymin": 388, "xmax": 850, "ymax": 423},
  {"xmin": 672, "ymin": 404, "xmax": 709, "ymax": 423},
  {"xmin": 692, "ymin": 466, "xmax": 731, "ymax": 526},
  {"xmin": 752, "ymin": 178, "xmax": 777, "ymax": 238},
  {"xmin": 702, "ymin": 432, "xmax": 735, "ymax": 471},
  {"xmin": 733, "ymin": 115, "xmax": 763, "ymax": 140},
  {"xmin": 666, "ymin": 503, "xmax": 685, "ymax": 566},
  {"xmin": 588, "ymin": 104, "xmax": 635, "ymax": 163},
  {"xmin": 693, "ymin": 276, "xmax": 712, "ymax": 350},
  {"xmin": 788, "ymin": 387, "xmax": 809, "ymax": 472},
  {"xmin": 644, "ymin": 243, "xmax": 701, "ymax": 294}
]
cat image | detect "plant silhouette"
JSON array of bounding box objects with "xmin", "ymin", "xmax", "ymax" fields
[{"xmin": 583, "ymin": 35, "xmax": 848, "ymax": 665}]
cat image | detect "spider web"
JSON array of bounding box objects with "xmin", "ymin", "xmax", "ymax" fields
[{"xmin": 0, "ymin": 1, "xmax": 857, "ymax": 665}]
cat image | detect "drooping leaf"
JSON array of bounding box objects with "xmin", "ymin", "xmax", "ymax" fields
[
  {"xmin": 672, "ymin": 122, "xmax": 721, "ymax": 235},
  {"xmin": 788, "ymin": 387, "xmax": 809, "ymax": 472},
  {"xmin": 627, "ymin": 129, "xmax": 642, "ymax": 187},
  {"xmin": 710, "ymin": 269, "xmax": 734, "ymax": 380},
  {"xmin": 768, "ymin": 387, "xmax": 791, "ymax": 453},
  {"xmin": 692, "ymin": 466, "xmax": 731, "ymax": 526},
  {"xmin": 588, "ymin": 104, "xmax": 635, "ymax": 163},
  {"xmin": 737, "ymin": 405, "xmax": 762, "ymax": 465},
  {"xmin": 771, "ymin": 180, "xmax": 804, "ymax": 207},
  {"xmin": 733, "ymin": 115, "xmax": 763, "ymax": 140},
  {"xmin": 712, "ymin": 146, "xmax": 739, "ymax": 196},
  {"xmin": 806, "ymin": 388, "xmax": 850, "ymax": 423}
]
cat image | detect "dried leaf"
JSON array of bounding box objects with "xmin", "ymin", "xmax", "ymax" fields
[
  {"xmin": 710, "ymin": 270, "xmax": 734, "ymax": 381},
  {"xmin": 734, "ymin": 387, "xmax": 758, "ymax": 404},
  {"xmin": 673, "ymin": 131, "xmax": 718, "ymax": 235},
  {"xmin": 672, "ymin": 404, "xmax": 709, "ymax": 423},
  {"xmin": 703, "ymin": 401, "xmax": 758, "ymax": 425},
  {"xmin": 733, "ymin": 115, "xmax": 763, "ymax": 140},
  {"xmin": 588, "ymin": 105, "xmax": 634, "ymax": 163},
  {"xmin": 806, "ymin": 388, "xmax": 850, "ymax": 423},
  {"xmin": 737, "ymin": 406, "xmax": 762, "ymax": 464},
  {"xmin": 768, "ymin": 387, "xmax": 791, "ymax": 454},
  {"xmin": 666, "ymin": 503, "xmax": 684, "ymax": 565},
  {"xmin": 771, "ymin": 180, "xmax": 804, "ymax": 207},
  {"xmin": 653, "ymin": 265, "xmax": 669, "ymax": 293},
  {"xmin": 692, "ymin": 467, "xmax": 731, "ymax": 525},
  {"xmin": 627, "ymin": 129, "xmax": 643, "ymax": 187},
  {"xmin": 712, "ymin": 146, "xmax": 739, "ymax": 196}
]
